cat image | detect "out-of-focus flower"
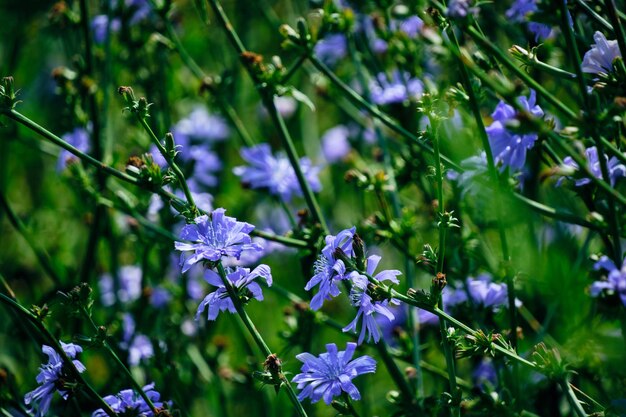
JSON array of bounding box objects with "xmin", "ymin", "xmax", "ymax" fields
[
  {"xmin": 91, "ymin": 15, "xmax": 121, "ymax": 44},
  {"xmin": 58, "ymin": 127, "xmax": 90, "ymax": 171},
  {"xmin": 149, "ymin": 287, "xmax": 171, "ymax": 308},
  {"xmin": 447, "ymin": 0, "xmax": 478, "ymax": 18},
  {"xmin": 370, "ymin": 71, "xmax": 423, "ymax": 105},
  {"xmin": 305, "ymin": 227, "xmax": 356, "ymax": 310},
  {"xmin": 466, "ymin": 274, "xmax": 511, "ymax": 308},
  {"xmin": 473, "ymin": 358, "xmax": 498, "ymax": 389},
  {"xmin": 506, "ymin": 0, "xmax": 554, "ymax": 41},
  {"xmin": 392, "ymin": 15, "xmax": 423, "ymax": 38},
  {"xmin": 172, "ymin": 107, "xmax": 230, "ymax": 145},
  {"xmin": 92, "ymin": 383, "xmax": 167, "ymax": 417},
  {"xmin": 314, "ymin": 34, "xmax": 348, "ymax": 66},
  {"xmin": 99, "ymin": 265, "xmax": 142, "ymax": 306},
  {"xmin": 582, "ymin": 31, "xmax": 622, "ymax": 75},
  {"xmin": 321, "ymin": 125, "xmax": 352, "ymax": 162},
  {"xmin": 486, "ymin": 90, "xmax": 543, "ymax": 171},
  {"xmin": 195, "ymin": 265, "xmax": 272, "ymax": 320},
  {"xmin": 120, "ymin": 314, "xmax": 154, "ymax": 366},
  {"xmin": 560, "ymin": 146, "xmax": 626, "ymax": 187},
  {"xmin": 233, "ymin": 144, "xmax": 322, "ymax": 202},
  {"xmin": 175, "ymin": 209, "xmax": 262, "ymax": 273},
  {"xmin": 24, "ymin": 342, "xmax": 86, "ymax": 417},
  {"xmin": 292, "ymin": 342, "xmax": 376, "ymax": 404},
  {"xmin": 343, "ymin": 255, "xmax": 401, "ymax": 344},
  {"xmin": 592, "ymin": 256, "xmax": 626, "ymax": 306}
]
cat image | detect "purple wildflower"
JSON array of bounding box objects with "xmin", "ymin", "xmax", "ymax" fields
[
  {"xmin": 314, "ymin": 34, "xmax": 348, "ymax": 66},
  {"xmin": 305, "ymin": 227, "xmax": 356, "ymax": 310},
  {"xmin": 91, "ymin": 15, "xmax": 121, "ymax": 44},
  {"xmin": 591, "ymin": 256, "xmax": 626, "ymax": 306},
  {"xmin": 92, "ymin": 383, "xmax": 166, "ymax": 417},
  {"xmin": 473, "ymin": 358, "xmax": 498, "ymax": 389},
  {"xmin": 58, "ymin": 127, "xmax": 90, "ymax": 171},
  {"xmin": 343, "ymin": 255, "xmax": 401, "ymax": 344},
  {"xmin": 447, "ymin": 0, "xmax": 478, "ymax": 18},
  {"xmin": 174, "ymin": 209, "xmax": 262, "ymax": 273},
  {"xmin": 24, "ymin": 342, "xmax": 86, "ymax": 417},
  {"xmin": 292, "ymin": 342, "xmax": 376, "ymax": 404},
  {"xmin": 560, "ymin": 146, "xmax": 626, "ymax": 187},
  {"xmin": 171, "ymin": 106, "xmax": 230, "ymax": 144},
  {"xmin": 321, "ymin": 125, "xmax": 352, "ymax": 163},
  {"xmin": 98, "ymin": 265, "xmax": 142, "ymax": 306},
  {"xmin": 233, "ymin": 144, "xmax": 322, "ymax": 202},
  {"xmin": 506, "ymin": 0, "xmax": 554, "ymax": 41},
  {"xmin": 467, "ymin": 274, "xmax": 510, "ymax": 308},
  {"xmin": 370, "ymin": 71, "xmax": 423, "ymax": 105},
  {"xmin": 188, "ymin": 145, "xmax": 222, "ymax": 188},
  {"xmin": 582, "ymin": 31, "xmax": 622, "ymax": 75},
  {"xmin": 392, "ymin": 15, "xmax": 424, "ymax": 38},
  {"xmin": 195, "ymin": 264, "xmax": 272, "ymax": 320},
  {"xmin": 485, "ymin": 90, "xmax": 544, "ymax": 171},
  {"xmin": 149, "ymin": 287, "xmax": 171, "ymax": 308},
  {"xmin": 120, "ymin": 314, "xmax": 154, "ymax": 366}
]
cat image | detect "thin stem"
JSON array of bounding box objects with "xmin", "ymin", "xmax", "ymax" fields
[
  {"xmin": 214, "ymin": 262, "xmax": 309, "ymax": 417},
  {"xmin": 78, "ymin": 307, "xmax": 159, "ymax": 414},
  {"xmin": 604, "ymin": 0, "xmax": 626, "ymax": 62},
  {"xmin": 342, "ymin": 392, "xmax": 362, "ymax": 417},
  {"xmin": 135, "ymin": 117, "xmax": 197, "ymax": 212},
  {"xmin": 560, "ymin": 378, "xmax": 588, "ymax": 417},
  {"xmin": 574, "ymin": 0, "xmax": 613, "ymax": 31},
  {"xmin": 0, "ymin": 293, "xmax": 118, "ymax": 417},
  {"xmin": 307, "ymin": 54, "xmax": 460, "ymax": 170},
  {"xmin": 0, "ymin": 192, "xmax": 63, "ymax": 286}
]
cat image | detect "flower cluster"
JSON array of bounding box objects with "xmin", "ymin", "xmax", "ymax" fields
[
  {"xmin": 98, "ymin": 265, "xmax": 142, "ymax": 306},
  {"xmin": 505, "ymin": 0, "xmax": 553, "ymax": 41},
  {"xmin": 369, "ymin": 70, "xmax": 423, "ymax": 105},
  {"xmin": 234, "ymin": 144, "xmax": 321, "ymax": 202},
  {"xmin": 92, "ymin": 383, "xmax": 167, "ymax": 417},
  {"xmin": 24, "ymin": 342, "xmax": 86, "ymax": 417},
  {"xmin": 486, "ymin": 90, "xmax": 543, "ymax": 171},
  {"xmin": 292, "ymin": 342, "xmax": 376, "ymax": 404}
]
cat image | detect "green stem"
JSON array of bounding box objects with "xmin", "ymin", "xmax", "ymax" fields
[
  {"xmin": 307, "ymin": 54, "xmax": 460, "ymax": 170},
  {"xmin": 573, "ymin": 0, "xmax": 613, "ymax": 31},
  {"xmin": 214, "ymin": 262, "xmax": 309, "ymax": 417},
  {"xmin": 560, "ymin": 378, "xmax": 588, "ymax": 417},
  {"xmin": 0, "ymin": 192, "xmax": 63, "ymax": 286},
  {"xmin": 0, "ymin": 293, "xmax": 118, "ymax": 417},
  {"xmin": 135, "ymin": 118, "xmax": 197, "ymax": 213},
  {"xmin": 342, "ymin": 392, "xmax": 362, "ymax": 417},
  {"xmin": 604, "ymin": 0, "xmax": 626, "ymax": 62}
]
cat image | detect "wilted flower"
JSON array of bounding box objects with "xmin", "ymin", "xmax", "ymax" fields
[
  {"xmin": 486, "ymin": 90, "xmax": 543, "ymax": 171},
  {"xmin": 58, "ymin": 126, "xmax": 90, "ymax": 171},
  {"xmin": 305, "ymin": 227, "xmax": 356, "ymax": 310},
  {"xmin": 343, "ymin": 255, "xmax": 401, "ymax": 344},
  {"xmin": 175, "ymin": 209, "xmax": 262, "ymax": 272},
  {"xmin": 560, "ymin": 146, "xmax": 626, "ymax": 187},
  {"xmin": 370, "ymin": 71, "xmax": 423, "ymax": 105},
  {"xmin": 582, "ymin": 31, "xmax": 622, "ymax": 75},
  {"xmin": 292, "ymin": 342, "xmax": 376, "ymax": 404},
  {"xmin": 24, "ymin": 342, "xmax": 86, "ymax": 417},
  {"xmin": 92, "ymin": 383, "xmax": 167, "ymax": 417},
  {"xmin": 233, "ymin": 144, "xmax": 322, "ymax": 202},
  {"xmin": 591, "ymin": 256, "xmax": 626, "ymax": 306},
  {"xmin": 195, "ymin": 264, "xmax": 272, "ymax": 320}
]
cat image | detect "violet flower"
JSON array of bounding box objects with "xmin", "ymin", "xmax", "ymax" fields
[
  {"xmin": 174, "ymin": 209, "xmax": 262, "ymax": 273},
  {"xmin": 370, "ymin": 71, "xmax": 423, "ymax": 105},
  {"xmin": 92, "ymin": 383, "xmax": 167, "ymax": 417},
  {"xmin": 292, "ymin": 342, "xmax": 376, "ymax": 404},
  {"xmin": 195, "ymin": 264, "xmax": 272, "ymax": 320},
  {"xmin": 582, "ymin": 31, "xmax": 622, "ymax": 75},
  {"xmin": 560, "ymin": 146, "xmax": 626, "ymax": 187},
  {"xmin": 591, "ymin": 256, "xmax": 626, "ymax": 306}
]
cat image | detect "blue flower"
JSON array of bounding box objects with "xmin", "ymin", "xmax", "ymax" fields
[
  {"xmin": 175, "ymin": 209, "xmax": 262, "ymax": 272},
  {"xmin": 473, "ymin": 358, "xmax": 498, "ymax": 390},
  {"xmin": 98, "ymin": 265, "xmax": 143, "ymax": 306},
  {"xmin": 466, "ymin": 274, "xmax": 512, "ymax": 309},
  {"xmin": 591, "ymin": 256, "xmax": 626, "ymax": 306},
  {"xmin": 506, "ymin": 0, "xmax": 554, "ymax": 41},
  {"xmin": 485, "ymin": 90, "xmax": 543, "ymax": 171},
  {"xmin": 305, "ymin": 227, "xmax": 356, "ymax": 310},
  {"xmin": 120, "ymin": 314, "xmax": 154, "ymax": 367},
  {"xmin": 172, "ymin": 106, "xmax": 230, "ymax": 144},
  {"xmin": 292, "ymin": 342, "xmax": 376, "ymax": 404},
  {"xmin": 321, "ymin": 125, "xmax": 352, "ymax": 163},
  {"xmin": 58, "ymin": 127, "xmax": 90, "ymax": 171},
  {"xmin": 24, "ymin": 342, "xmax": 87, "ymax": 417},
  {"xmin": 391, "ymin": 15, "xmax": 424, "ymax": 38},
  {"xmin": 560, "ymin": 146, "xmax": 626, "ymax": 187},
  {"xmin": 233, "ymin": 144, "xmax": 322, "ymax": 202},
  {"xmin": 314, "ymin": 34, "xmax": 348, "ymax": 66},
  {"xmin": 370, "ymin": 71, "xmax": 424, "ymax": 105},
  {"xmin": 195, "ymin": 264, "xmax": 272, "ymax": 320},
  {"xmin": 343, "ymin": 255, "xmax": 401, "ymax": 344},
  {"xmin": 92, "ymin": 383, "xmax": 167, "ymax": 417},
  {"xmin": 582, "ymin": 31, "xmax": 622, "ymax": 75},
  {"xmin": 91, "ymin": 15, "xmax": 121, "ymax": 44},
  {"xmin": 447, "ymin": 0, "xmax": 478, "ymax": 18}
]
